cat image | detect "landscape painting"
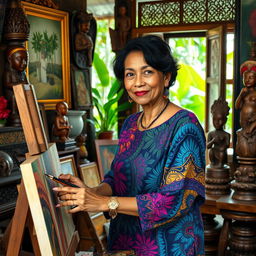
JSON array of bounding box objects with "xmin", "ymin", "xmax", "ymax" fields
[
  {"xmin": 22, "ymin": 2, "xmax": 70, "ymax": 109},
  {"xmin": 27, "ymin": 15, "xmax": 63, "ymax": 100}
]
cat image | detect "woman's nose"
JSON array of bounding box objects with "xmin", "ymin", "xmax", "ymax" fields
[{"xmin": 134, "ymin": 74, "xmax": 144, "ymax": 87}]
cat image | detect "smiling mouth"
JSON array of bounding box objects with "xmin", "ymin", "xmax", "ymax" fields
[{"xmin": 135, "ymin": 91, "xmax": 148, "ymax": 96}]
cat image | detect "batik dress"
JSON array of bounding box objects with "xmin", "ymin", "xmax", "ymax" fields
[{"xmin": 103, "ymin": 109, "xmax": 206, "ymax": 256}]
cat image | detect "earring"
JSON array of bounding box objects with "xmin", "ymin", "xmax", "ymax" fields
[
  {"xmin": 128, "ymin": 96, "xmax": 133, "ymax": 103},
  {"xmin": 163, "ymin": 87, "xmax": 169, "ymax": 98}
]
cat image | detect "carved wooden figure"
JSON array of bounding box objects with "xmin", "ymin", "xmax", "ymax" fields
[
  {"xmin": 75, "ymin": 134, "xmax": 89, "ymax": 164},
  {"xmin": 3, "ymin": 46, "xmax": 29, "ymax": 127},
  {"xmin": 231, "ymin": 60, "xmax": 256, "ymax": 201},
  {"xmin": 52, "ymin": 101, "xmax": 72, "ymax": 142},
  {"xmin": 73, "ymin": 11, "xmax": 94, "ymax": 68},
  {"xmin": 116, "ymin": 4, "xmax": 131, "ymax": 50},
  {"xmin": 235, "ymin": 60, "xmax": 256, "ymax": 158},
  {"xmin": 109, "ymin": 2, "xmax": 131, "ymax": 52},
  {"xmin": 206, "ymin": 98, "xmax": 231, "ymax": 195},
  {"xmin": 3, "ymin": 0, "xmax": 30, "ymax": 126}
]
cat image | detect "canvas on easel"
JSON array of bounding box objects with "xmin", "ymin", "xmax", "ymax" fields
[
  {"xmin": 20, "ymin": 143, "xmax": 76, "ymax": 255},
  {"xmin": 6, "ymin": 83, "xmax": 79, "ymax": 256}
]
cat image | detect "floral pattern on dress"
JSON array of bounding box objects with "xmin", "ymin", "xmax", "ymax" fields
[{"xmin": 103, "ymin": 110, "xmax": 206, "ymax": 256}]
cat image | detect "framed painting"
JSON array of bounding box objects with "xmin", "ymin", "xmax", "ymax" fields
[
  {"xmin": 20, "ymin": 144, "xmax": 75, "ymax": 255},
  {"xmin": 71, "ymin": 66, "xmax": 92, "ymax": 109},
  {"xmin": 21, "ymin": 1, "xmax": 71, "ymax": 110},
  {"xmin": 60, "ymin": 154, "xmax": 78, "ymax": 177},
  {"xmin": 95, "ymin": 139, "xmax": 119, "ymax": 179},
  {"xmin": 79, "ymin": 162, "xmax": 101, "ymax": 188}
]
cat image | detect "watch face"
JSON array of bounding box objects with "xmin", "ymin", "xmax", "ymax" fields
[{"xmin": 108, "ymin": 198, "xmax": 119, "ymax": 209}]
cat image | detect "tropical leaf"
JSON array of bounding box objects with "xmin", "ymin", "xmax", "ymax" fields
[
  {"xmin": 93, "ymin": 52, "xmax": 110, "ymax": 87},
  {"xmin": 108, "ymin": 80, "xmax": 121, "ymax": 99}
]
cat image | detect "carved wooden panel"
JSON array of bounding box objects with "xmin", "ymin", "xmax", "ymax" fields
[
  {"xmin": 23, "ymin": 0, "xmax": 58, "ymax": 9},
  {"xmin": 138, "ymin": 0, "xmax": 235, "ymax": 27}
]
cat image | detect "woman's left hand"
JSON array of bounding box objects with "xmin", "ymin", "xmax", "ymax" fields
[{"xmin": 53, "ymin": 186, "xmax": 109, "ymax": 214}]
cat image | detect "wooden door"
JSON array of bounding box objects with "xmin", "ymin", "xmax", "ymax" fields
[{"xmin": 206, "ymin": 25, "xmax": 227, "ymax": 132}]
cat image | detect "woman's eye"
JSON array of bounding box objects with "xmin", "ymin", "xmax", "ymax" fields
[
  {"xmin": 144, "ymin": 70, "xmax": 153, "ymax": 75},
  {"xmin": 125, "ymin": 72, "xmax": 134, "ymax": 78}
]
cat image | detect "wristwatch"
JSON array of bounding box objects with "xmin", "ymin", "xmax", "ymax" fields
[{"xmin": 108, "ymin": 197, "xmax": 119, "ymax": 219}]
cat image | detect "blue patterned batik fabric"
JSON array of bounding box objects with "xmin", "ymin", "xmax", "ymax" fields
[{"xmin": 103, "ymin": 109, "xmax": 206, "ymax": 256}]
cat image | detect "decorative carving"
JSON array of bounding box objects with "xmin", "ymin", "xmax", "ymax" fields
[
  {"xmin": 23, "ymin": 0, "xmax": 58, "ymax": 9},
  {"xmin": 0, "ymin": 0, "xmax": 7, "ymax": 42},
  {"xmin": 52, "ymin": 102, "xmax": 76, "ymax": 151},
  {"xmin": 229, "ymin": 219, "xmax": 256, "ymax": 255},
  {"xmin": 0, "ymin": 130, "xmax": 25, "ymax": 145},
  {"xmin": 207, "ymin": 98, "xmax": 230, "ymax": 168},
  {"xmin": 138, "ymin": 0, "xmax": 235, "ymax": 27},
  {"xmin": 3, "ymin": 46, "xmax": 29, "ymax": 127},
  {"xmin": 235, "ymin": 60, "xmax": 256, "ymax": 158},
  {"xmin": 232, "ymin": 59, "xmax": 256, "ymax": 201},
  {"xmin": 202, "ymin": 214, "xmax": 221, "ymax": 256},
  {"xmin": 75, "ymin": 134, "xmax": 89, "ymax": 164},
  {"xmin": 110, "ymin": 2, "xmax": 131, "ymax": 52},
  {"xmin": 206, "ymin": 98, "xmax": 231, "ymax": 195},
  {"xmin": 71, "ymin": 10, "xmax": 97, "ymax": 69},
  {"xmin": 183, "ymin": 0, "xmax": 206, "ymax": 24},
  {"xmin": 52, "ymin": 102, "xmax": 72, "ymax": 142},
  {"xmin": 3, "ymin": 0, "xmax": 30, "ymax": 41}
]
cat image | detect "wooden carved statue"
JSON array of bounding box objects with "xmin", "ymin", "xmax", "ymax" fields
[
  {"xmin": 75, "ymin": 134, "xmax": 89, "ymax": 164},
  {"xmin": 110, "ymin": 2, "xmax": 131, "ymax": 52},
  {"xmin": 205, "ymin": 98, "xmax": 231, "ymax": 195},
  {"xmin": 52, "ymin": 101, "xmax": 72, "ymax": 142},
  {"xmin": 232, "ymin": 60, "xmax": 256, "ymax": 201},
  {"xmin": 3, "ymin": 46, "xmax": 29, "ymax": 126},
  {"xmin": 235, "ymin": 60, "xmax": 256, "ymax": 157},
  {"xmin": 3, "ymin": 0, "xmax": 30, "ymax": 126},
  {"xmin": 207, "ymin": 98, "xmax": 231, "ymax": 168},
  {"xmin": 71, "ymin": 10, "xmax": 96, "ymax": 69}
]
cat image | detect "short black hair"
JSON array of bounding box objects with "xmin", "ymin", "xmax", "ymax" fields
[{"xmin": 113, "ymin": 35, "xmax": 179, "ymax": 88}]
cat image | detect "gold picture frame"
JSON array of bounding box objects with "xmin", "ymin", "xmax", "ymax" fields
[
  {"xmin": 59, "ymin": 154, "xmax": 78, "ymax": 177},
  {"xmin": 95, "ymin": 139, "xmax": 119, "ymax": 180},
  {"xmin": 79, "ymin": 162, "xmax": 101, "ymax": 188},
  {"xmin": 22, "ymin": 1, "xmax": 71, "ymax": 110}
]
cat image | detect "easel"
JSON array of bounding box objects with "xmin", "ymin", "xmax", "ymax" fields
[{"xmin": 5, "ymin": 84, "xmax": 80, "ymax": 256}]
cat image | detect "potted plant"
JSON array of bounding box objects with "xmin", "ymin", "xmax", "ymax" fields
[{"xmin": 92, "ymin": 52, "xmax": 131, "ymax": 139}]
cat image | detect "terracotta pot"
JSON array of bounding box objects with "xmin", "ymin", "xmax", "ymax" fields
[{"xmin": 98, "ymin": 131, "xmax": 113, "ymax": 139}]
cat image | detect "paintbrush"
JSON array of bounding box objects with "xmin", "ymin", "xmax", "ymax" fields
[{"xmin": 45, "ymin": 173, "xmax": 79, "ymax": 188}]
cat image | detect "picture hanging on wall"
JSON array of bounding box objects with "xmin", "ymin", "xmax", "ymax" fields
[
  {"xmin": 71, "ymin": 66, "xmax": 92, "ymax": 109},
  {"xmin": 22, "ymin": 1, "xmax": 71, "ymax": 110},
  {"xmin": 95, "ymin": 139, "xmax": 119, "ymax": 179}
]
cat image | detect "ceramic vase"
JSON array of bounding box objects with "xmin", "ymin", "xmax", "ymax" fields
[{"xmin": 67, "ymin": 110, "xmax": 85, "ymax": 138}]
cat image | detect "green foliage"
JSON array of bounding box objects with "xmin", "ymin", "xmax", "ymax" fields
[
  {"xmin": 92, "ymin": 52, "xmax": 131, "ymax": 135},
  {"xmin": 31, "ymin": 31, "xmax": 58, "ymax": 61},
  {"xmin": 168, "ymin": 37, "xmax": 206, "ymax": 126}
]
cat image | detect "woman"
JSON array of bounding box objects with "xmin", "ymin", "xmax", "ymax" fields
[{"xmin": 54, "ymin": 35, "xmax": 206, "ymax": 255}]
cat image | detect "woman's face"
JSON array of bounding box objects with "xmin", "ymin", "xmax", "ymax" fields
[
  {"xmin": 243, "ymin": 71, "xmax": 256, "ymax": 88},
  {"xmin": 124, "ymin": 51, "xmax": 170, "ymax": 106}
]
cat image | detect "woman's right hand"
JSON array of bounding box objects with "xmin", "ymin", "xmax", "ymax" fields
[{"xmin": 58, "ymin": 174, "xmax": 87, "ymax": 189}]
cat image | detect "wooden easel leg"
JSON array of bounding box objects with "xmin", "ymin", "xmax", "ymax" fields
[
  {"xmin": 6, "ymin": 181, "xmax": 29, "ymax": 256},
  {"xmin": 27, "ymin": 210, "xmax": 41, "ymax": 256}
]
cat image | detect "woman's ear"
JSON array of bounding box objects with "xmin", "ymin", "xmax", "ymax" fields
[{"xmin": 164, "ymin": 72, "xmax": 171, "ymax": 87}]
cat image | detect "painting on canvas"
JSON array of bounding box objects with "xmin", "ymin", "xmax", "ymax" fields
[{"xmin": 21, "ymin": 144, "xmax": 75, "ymax": 255}]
